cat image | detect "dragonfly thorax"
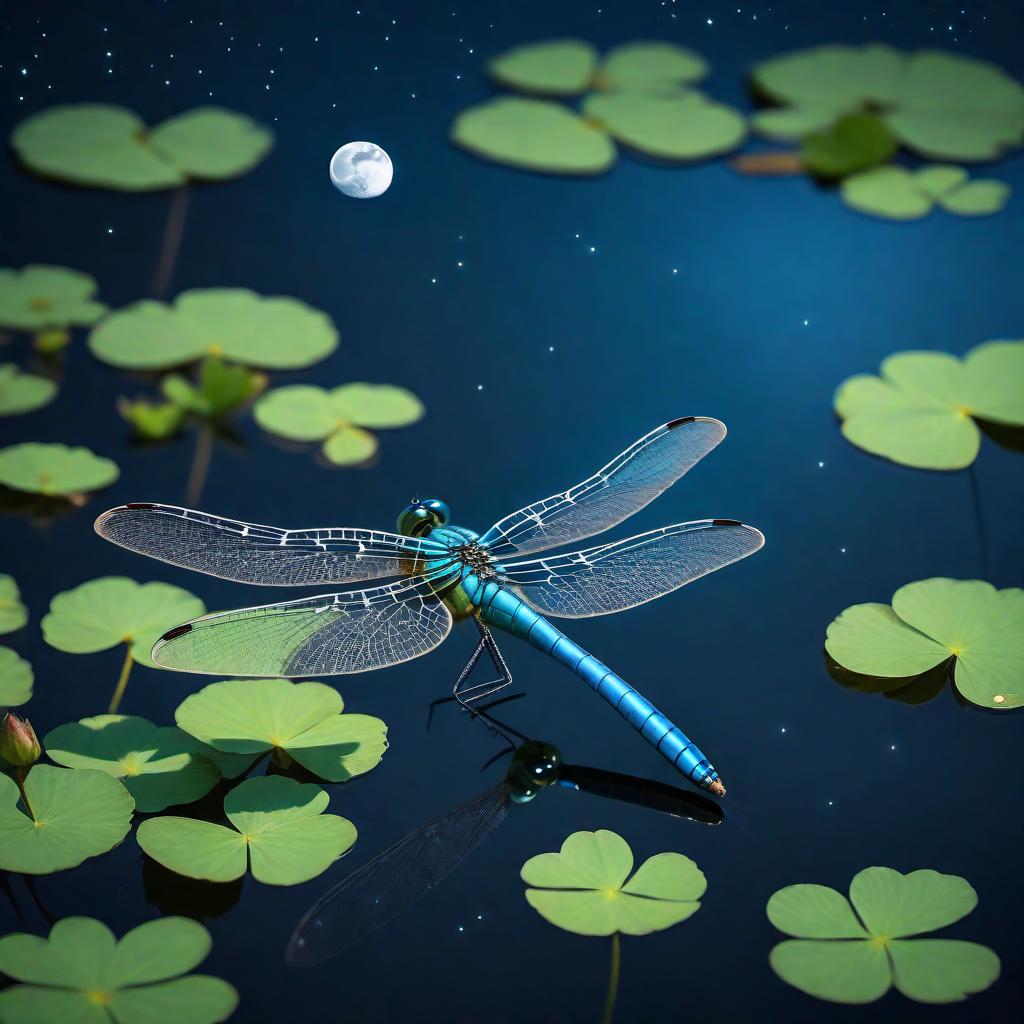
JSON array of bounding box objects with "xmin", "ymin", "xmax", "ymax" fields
[{"xmin": 451, "ymin": 540, "xmax": 496, "ymax": 578}]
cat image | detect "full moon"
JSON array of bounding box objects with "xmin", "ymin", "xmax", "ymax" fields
[{"xmin": 329, "ymin": 141, "xmax": 393, "ymax": 199}]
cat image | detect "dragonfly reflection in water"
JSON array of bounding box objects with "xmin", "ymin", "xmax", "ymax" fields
[
  {"xmin": 287, "ymin": 711, "xmax": 723, "ymax": 967},
  {"xmin": 95, "ymin": 417, "xmax": 763, "ymax": 793}
]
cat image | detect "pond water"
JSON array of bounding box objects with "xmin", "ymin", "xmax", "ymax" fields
[{"xmin": 2, "ymin": 1, "xmax": 1023, "ymax": 1021}]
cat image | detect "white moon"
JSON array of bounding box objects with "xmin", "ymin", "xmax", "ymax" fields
[{"xmin": 329, "ymin": 141, "xmax": 393, "ymax": 199}]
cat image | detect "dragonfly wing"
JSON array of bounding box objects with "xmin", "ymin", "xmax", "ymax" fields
[
  {"xmin": 479, "ymin": 417, "xmax": 727, "ymax": 557},
  {"xmin": 152, "ymin": 573, "xmax": 454, "ymax": 676},
  {"xmin": 287, "ymin": 784, "xmax": 509, "ymax": 965},
  {"xmin": 95, "ymin": 503, "xmax": 446, "ymax": 586},
  {"xmin": 498, "ymin": 519, "xmax": 763, "ymax": 618}
]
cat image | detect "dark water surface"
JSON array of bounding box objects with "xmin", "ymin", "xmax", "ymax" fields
[{"xmin": 2, "ymin": 1, "xmax": 1023, "ymax": 1021}]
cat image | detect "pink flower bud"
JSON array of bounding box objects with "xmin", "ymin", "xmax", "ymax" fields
[{"xmin": 0, "ymin": 713, "xmax": 41, "ymax": 767}]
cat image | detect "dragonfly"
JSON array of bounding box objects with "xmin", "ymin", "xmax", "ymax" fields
[
  {"xmin": 95, "ymin": 416, "xmax": 763, "ymax": 795},
  {"xmin": 287, "ymin": 722, "xmax": 723, "ymax": 967}
]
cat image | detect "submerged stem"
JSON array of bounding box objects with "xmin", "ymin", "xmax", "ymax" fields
[
  {"xmin": 185, "ymin": 423, "xmax": 214, "ymax": 507},
  {"xmin": 152, "ymin": 185, "xmax": 191, "ymax": 299},
  {"xmin": 14, "ymin": 767, "xmax": 35, "ymax": 822},
  {"xmin": 601, "ymin": 933, "xmax": 621, "ymax": 1024},
  {"xmin": 731, "ymin": 150, "xmax": 805, "ymax": 175},
  {"xmin": 108, "ymin": 645, "xmax": 135, "ymax": 714}
]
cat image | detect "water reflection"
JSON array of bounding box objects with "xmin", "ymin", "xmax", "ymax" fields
[
  {"xmin": 825, "ymin": 650, "xmax": 952, "ymax": 706},
  {"xmin": 142, "ymin": 853, "xmax": 244, "ymax": 920}
]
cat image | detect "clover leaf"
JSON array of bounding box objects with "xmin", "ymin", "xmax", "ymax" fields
[
  {"xmin": 0, "ymin": 765, "xmax": 134, "ymax": 873},
  {"xmin": 254, "ymin": 382, "xmax": 424, "ymax": 466},
  {"xmin": 44, "ymin": 715, "xmax": 221, "ymax": 813},
  {"xmin": 137, "ymin": 775, "xmax": 357, "ymax": 886},
  {"xmin": 0, "ymin": 265, "xmax": 107, "ymax": 334},
  {"xmin": 841, "ymin": 164, "xmax": 1011, "ymax": 220},
  {"xmin": 0, "ymin": 443, "xmax": 119, "ymax": 498},
  {"xmin": 825, "ymin": 578, "xmax": 1023, "ymax": 710},
  {"xmin": 834, "ymin": 340, "xmax": 1024, "ymax": 469},
  {"xmin": 0, "ymin": 916, "xmax": 239, "ymax": 1024},
  {"xmin": 0, "ymin": 575, "xmax": 28, "ymax": 633},
  {"xmin": 11, "ymin": 103, "xmax": 272, "ymax": 191},
  {"xmin": 0, "ymin": 647, "xmax": 33, "ymax": 706},
  {"xmin": 767, "ymin": 867, "xmax": 1000, "ymax": 1004},
  {"xmin": 521, "ymin": 829, "xmax": 706, "ymax": 936},
  {"xmin": 175, "ymin": 678, "xmax": 387, "ymax": 781},
  {"xmin": 89, "ymin": 288, "xmax": 338, "ymax": 370},
  {"xmin": 0, "ymin": 364, "xmax": 57, "ymax": 417}
]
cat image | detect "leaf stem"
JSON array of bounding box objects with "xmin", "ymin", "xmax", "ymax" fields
[
  {"xmin": 14, "ymin": 766, "xmax": 35, "ymax": 822},
  {"xmin": 152, "ymin": 185, "xmax": 191, "ymax": 299},
  {"xmin": 731, "ymin": 150, "xmax": 805, "ymax": 175},
  {"xmin": 185, "ymin": 422, "xmax": 214, "ymax": 507},
  {"xmin": 601, "ymin": 933, "xmax": 621, "ymax": 1024},
  {"xmin": 108, "ymin": 645, "xmax": 134, "ymax": 714}
]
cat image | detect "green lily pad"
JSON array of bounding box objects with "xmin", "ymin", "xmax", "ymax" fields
[
  {"xmin": 0, "ymin": 265, "xmax": 107, "ymax": 331},
  {"xmin": 89, "ymin": 288, "xmax": 338, "ymax": 370},
  {"xmin": 800, "ymin": 113, "xmax": 897, "ymax": 178},
  {"xmin": 597, "ymin": 41, "xmax": 707, "ymax": 91},
  {"xmin": 44, "ymin": 715, "xmax": 220, "ymax": 813},
  {"xmin": 841, "ymin": 164, "xmax": 1011, "ymax": 220},
  {"xmin": 582, "ymin": 90, "xmax": 746, "ymax": 161},
  {"xmin": 0, "ymin": 364, "xmax": 57, "ymax": 416},
  {"xmin": 12, "ymin": 103, "xmax": 272, "ymax": 191},
  {"xmin": 162, "ymin": 357, "xmax": 265, "ymax": 418},
  {"xmin": 175, "ymin": 678, "xmax": 388, "ymax": 781},
  {"xmin": 826, "ymin": 578, "xmax": 1023, "ymax": 710},
  {"xmin": 521, "ymin": 829, "xmax": 705, "ymax": 936},
  {"xmin": 0, "ymin": 443, "xmax": 119, "ymax": 497},
  {"xmin": 137, "ymin": 775, "xmax": 357, "ymax": 886},
  {"xmin": 0, "ymin": 765, "xmax": 134, "ymax": 873},
  {"xmin": 750, "ymin": 46, "xmax": 1024, "ymax": 161},
  {"xmin": 452, "ymin": 97, "xmax": 616, "ymax": 175},
  {"xmin": 0, "ymin": 916, "xmax": 239, "ymax": 1024},
  {"xmin": 0, "ymin": 647, "xmax": 33, "ymax": 706},
  {"xmin": 254, "ymin": 382, "xmax": 424, "ymax": 465},
  {"xmin": 834, "ymin": 340, "xmax": 1024, "ymax": 468},
  {"xmin": 117, "ymin": 397, "xmax": 186, "ymax": 441},
  {"xmin": 767, "ymin": 867, "xmax": 1000, "ymax": 1004},
  {"xmin": 938, "ymin": 179, "xmax": 1011, "ymax": 215},
  {"xmin": 488, "ymin": 40, "xmax": 599, "ymax": 96},
  {"xmin": 42, "ymin": 577, "xmax": 206, "ymax": 669},
  {"xmin": 0, "ymin": 575, "xmax": 28, "ymax": 633}
]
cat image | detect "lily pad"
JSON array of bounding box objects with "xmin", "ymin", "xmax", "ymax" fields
[
  {"xmin": 0, "ymin": 364, "xmax": 57, "ymax": 416},
  {"xmin": 137, "ymin": 775, "xmax": 357, "ymax": 885},
  {"xmin": 0, "ymin": 265, "xmax": 107, "ymax": 331},
  {"xmin": 841, "ymin": 164, "xmax": 1011, "ymax": 220},
  {"xmin": 12, "ymin": 103, "xmax": 272, "ymax": 191},
  {"xmin": 0, "ymin": 764, "xmax": 134, "ymax": 873},
  {"xmin": 767, "ymin": 867, "xmax": 1000, "ymax": 1004},
  {"xmin": 0, "ymin": 575, "xmax": 28, "ymax": 633},
  {"xmin": 44, "ymin": 715, "xmax": 220, "ymax": 813},
  {"xmin": 254, "ymin": 383, "xmax": 424, "ymax": 465},
  {"xmin": 0, "ymin": 916, "xmax": 239, "ymax": 1024},
  {"xmin": 800, "ymin": 113, "xmax": 897, "ymax": 178},
  {"xmin": 0, "ymin": 648, "xmax": 33, "ymax": 706},
  {"xmin": 175, "ymin": 678, "xmax": 387, "ymax": 781},
  {"xmin": 162, "ymin": 357, "xmax": 265, "ymax": 418},
  {"xmin": 751, "ymin": 46, "xmax": 1024, "ymax": 161},
  {"xmin": 598, "ymin": 41, "xmax": 707, "ymax": 91},
  {"xmin": 834, "ymin": 340, "xmax": 1024, "ymax": 468},
  {"xmin": 521, "ymin": 829, "xmax": 705, "ymax": 936},
  {"xmin": 0, "ymin": 443, "xmax": 119, "ymax": 497},
  {"xmin": 825, "ymin": 578, "xmax": 1023, "ymax": 710},
  {"xmin": 43, "ymin": 577, "xmax": 206, "ymax": 669},
  {"xmin": 89, "ymin": 288, "xmax": 338, "ymax": 370}
]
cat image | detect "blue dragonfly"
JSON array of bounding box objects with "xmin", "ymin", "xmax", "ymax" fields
[{"xmin": 95, "ymin": 416, "xmax": 763, "ymax": 795}]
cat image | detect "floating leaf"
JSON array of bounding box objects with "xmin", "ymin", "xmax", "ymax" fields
[
  {"xmin": 834, "ymin": 340, "xmax": 1024, "ymax": 468},
  {"xmin": 12, "ymin": 102, "xmax": 272, "ymax": 191},
  {"xmin": 768, "ymin": 867, "xmax": 1000, "ymax": 1004},
  {"xmin": 488, "ymin": 40, "xmax": 599, "ymax": 96},
  {"xmin": 826, "ymin": 578, "xmax": 1023, "ymax": 710},
  {"xmin": 162, "ymin": 357, "xmax": 264, "ymax": 417},
  {"xmin": 452, "ymin": 97, "xmax": 616, "ymax": 175},
  {"xmin": 0, "ymin": 765, "xmax": 133, "ymax": 873},
  {"xmin": 137, "ymin": 775, "xmax": 357, "ymax": 885},
  {"xmin": 175, "ymin": 678, "xmax": 387, "ymax": 781},
  {"xmin": 582, "ymin": 90, "xmax": 746, "ymax": 161},
  {"xmin": 800, "ymin": 113, "xmax": 897, "ymax": 178},
  {"xmin": 0, "ymin": 443, "xmax": 119, "ymax": 497},
  {"xmin": 254, "ymin": 382, "xmax": 424, "ymax": 465},
  {"xmin": 89, "ymin": 288, "xmax": 338, "ymax": 370},
  {"xmin": 938, "ymin": 179, "xmax": 1011, "ymax": 215},
  {"xmin": 44, "ymin": 715, "xmax": 220, "ymax": 813},
  {"xmin": 841, "ymin": 164, "xmax": 1011, "ymax": 220},
  {"xmin": 0, "ymin": 364, "xmax": 57, "ymax": 417},
  {"xmin": 0, "ymin": 265, "xmax": 107, "ymax": 331},
  {"xmin": 521, "ymin": 829, "xmax": 705, "ymax": 936},
  {"xmin": 0, "ymin": 575, "xmax": 28, "ymax": 633},
  {"xmin": 43, "ymin": 577, "xmax": 206, "ymax": 670},
  {"xmin": 117, "ymin": 397, "xmax": 186, "ymax": 441},
  {"xmin": 0, "ymin": 916, "xmax": 239, "ymax": 1024},
  {"xmin": 0, "ymin": 648, "xmax": 33, "ymax": 706},
  {"xmin": 598, "ymin": 41, "xmax": 707, "ymax": 90}
]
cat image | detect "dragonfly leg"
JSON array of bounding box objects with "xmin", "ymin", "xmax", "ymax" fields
[{"xmin": 428, "ymin": 621, "xmax": 513, "ymax": 728}]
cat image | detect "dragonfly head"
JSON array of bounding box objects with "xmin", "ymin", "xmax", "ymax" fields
[
  {"xmin": 506, "ymin": 740, "xmax": 562, "ymax": 803},
  {"xmin": 397, "ymin": 498, "xmax": 450, "ymax": 537}
]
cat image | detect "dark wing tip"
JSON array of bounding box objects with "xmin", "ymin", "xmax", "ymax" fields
[
  {"xmin": 160, "ymin": 623, "xmax": 193, "ymax": 642},
  {"xmin": 666, "ymin": 416, "xmax": 696, "ymax": 429},
  {"xmin": 712, "ymin": 518, "xmax": 743, "ymax": 526},
  {"xmin": 125, "ymin": 502, "xmax": 157, "ymax": 510}
]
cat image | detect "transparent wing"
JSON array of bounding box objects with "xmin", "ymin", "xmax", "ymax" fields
[
  {"xmin": 498, "ymin": 519, "xmax": 764, "ymax": 618},
  {"xmin": 287, "ymin": 784, "xmax": 509, "ymax": 966},
  {"xmin": 479, "ymin": 417, "xmax": 727, "ymax": 558},
  {"xmin": 152, "ymin": 572, "xmax": 455, "ymax": 676},
  {"xmin": 95, "ymin": 503, "xmax": 447, "ymax": 586}
]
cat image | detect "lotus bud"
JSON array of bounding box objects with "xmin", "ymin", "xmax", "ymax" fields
[{"xmin": 0, "ymin": 713, "xmax": 41, "ymax": 767}]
